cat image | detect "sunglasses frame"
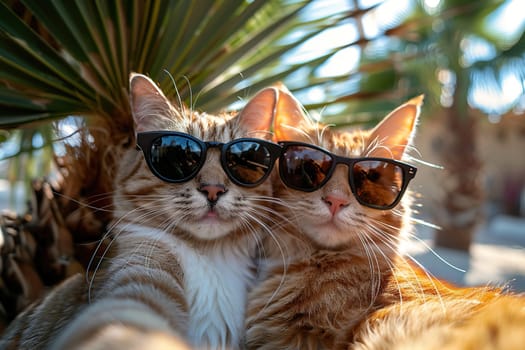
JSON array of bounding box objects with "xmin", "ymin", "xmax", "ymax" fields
[
  {"xmin": 136, "ymin": 131, "xmax": 282, "ymax": 187},
  {"xmin": 278, "ymin": 141, "xmax": 417, "ymax": 209}
]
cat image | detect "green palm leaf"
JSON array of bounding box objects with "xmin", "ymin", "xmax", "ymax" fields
[{"xmin": 0, "ymin": 0, "xmax": 319, "ymax": 128}]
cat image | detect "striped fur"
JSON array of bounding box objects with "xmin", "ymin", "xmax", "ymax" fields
[
  {"xmin": 0, "ymin": 74, "xmax": 281, "ymax": 349},
  {"xmin": 245, "ymin": 90, "xmax": 525, "ymax": 350}
]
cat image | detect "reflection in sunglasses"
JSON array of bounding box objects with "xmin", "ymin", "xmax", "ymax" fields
[
  {"xmin": 278, "ymin": 142, "xmax": 416, "ymax": 209},
  {"xmin": 137, "ymin": 131, "xmax": 282, "ymax": 187}
]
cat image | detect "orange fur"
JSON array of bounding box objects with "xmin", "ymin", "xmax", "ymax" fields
[
  {"xmin": 246, "ymin": 93, "xmax": 423, "ymax": 349},
  {"xmin": 245, "ymin": 89, "xmax": 525, "ymax": 350}
]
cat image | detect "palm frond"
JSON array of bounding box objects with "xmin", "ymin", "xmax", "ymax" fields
[{"xmin": 0, "ymin": 0, "xmax": 318, "ymax": 129}]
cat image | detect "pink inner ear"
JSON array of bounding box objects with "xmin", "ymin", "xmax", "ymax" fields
[
  {"xmin": 367, "ymin": 98, "xmax": 421, "ymax": 160},
  {"xmin": 273, "ymin": 90, "xmax": 309, "ymax": 142},
  {"xmin": 129, "ymin": 74, "xmax": 175, "ymax": 132},
  {"xmin": 238, "ymin": 88, "xmax": 278, "ymax": 139},
  {"xmin": 130, "ymin": 75, "xmax": 162, "ymax": 113}
]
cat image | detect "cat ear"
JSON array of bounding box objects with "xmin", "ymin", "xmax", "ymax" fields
[
  {"xmin": 237, "ymin": 87, "xmax": 279, "ymax": 139},
  {"xmin": 272, "ymin": 86, "xmax": 310, "ymax": 142},
  {"xmin": 129, "ymin": 73, "xmax": 175, "ymax": 132},
  {"xmin": 367, "ymin": 95, "xmax": 423, "ymax": 160}
]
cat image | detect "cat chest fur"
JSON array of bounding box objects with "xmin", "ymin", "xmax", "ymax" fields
[
  {"xmin": 176, "ymin": 240, "xmax": 254, "ymax": 349},
  {"xmin": 125, "ymin": 225, "xmax": 254, "ymax": 349}
]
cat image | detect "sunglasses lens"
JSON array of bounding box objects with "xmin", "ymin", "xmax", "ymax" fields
[
  {"xmin": 352, "ymin": 160, "xmax": 404, "ymax": 208},
  {"xmin": 225, "ymin": 141, "xmax": 274, "ymax": 185},
  {"xmin": 150, "ymin": 135, "xmax": 202, "ymax": 181},
  {"xmin": 280, "ymin": 145, "xmax": 332, "ymax": 191}
]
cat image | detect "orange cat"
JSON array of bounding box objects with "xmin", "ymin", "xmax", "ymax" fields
[{"xmin": 245, "ymin": 89, "xmax": 524, "ymax": 349}]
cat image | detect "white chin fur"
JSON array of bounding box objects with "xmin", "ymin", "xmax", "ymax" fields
[
  {"xmin": 190, "ymin": 221, "xmax": 237, "ymax": 240},
  {"xmin": 304, "ymin": 224, "xmax": 354, "ymax": 248}
]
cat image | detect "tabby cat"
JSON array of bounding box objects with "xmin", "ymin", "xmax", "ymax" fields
[
  {"xmin": 245, "ymin": 88, "xmax": 525, "ymax": 349},
  {"xmin": 0, "ymin": 74, "xmax": 284, "ymax": 350}
]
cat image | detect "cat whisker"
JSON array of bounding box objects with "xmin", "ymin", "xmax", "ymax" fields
[
  {"xmin": 192, "ymin": 90, "xmax": 203, "ymax": 114},
  {"xmin": 87, "ymin": 209, "xmax": 133, "ymax": 274},
  {"xmin": 402, "ymin": 144, "xmax": 422, "ymax": 159},
  {"xmin": 280, "ymin": 124, "xmax": 315, "ymax": 144},
  {"xmin": 242, "ymin": 221, "xmax": 265, "ymax": 259},
  {"xmin": 366, "ymin": 221, "xmax": 449, "ymax": 305},
  {"xmin": 94, "ymin": 205, "xmax": 190, "ymax": 276},
  {"xmin": 51, "ymin": 189, "xmax": 117, "ymax": 213},
  {"xmin": 363, "ymin": 136, "xmax": 386, "ymax": 157},
  {"xmin": 247, "ymin": 204, "xmax": 290, "ymax": 227},
  {"xmin": 404, "ymin": 234, "xmax": 466, "ymax": 274},
  {"xmin": 241, "ymin": 210, "xmax": 290, "ymax": 316},
  {"xmin": 402, "ymin": 255, "xmax": 448, "ymax": 311},
  {"xmin": 248, "ymin": 195, "xmax": 288, "ymax": 207},
  {"xmin": 356, "ymin": 232, "xmax": 384, "ymax": 306},
  {"xmin": 364, "ymin": 228, "xmax": 401, "ymax": 292},
  {"xmin": 87, "ymin": 202, "xmax": 182, "ymax": 295},
  {"xmin": 317, "ymin": 123, "xmax": 333, "ymax": 145},
  {"xmin": 409, "ymin": 217, "xmax": 442, "ymax": 230},
  {"xmin": 373, "ymin": 216, "xmax": 466, "ymax": 279},
  {"xmin": 370, "ymin": 217, "xmax": 405, "ymax": 232},
  {"xmin": 275, "ymin": 197, "xmax": 313, "ymax": 213},
  {"xmin": 163, "ymin": 70, "xmax": 186, "ymax": 119},
  {"xmin": 269, "ymin": 210, "xmax": 308, "ymax": 232},
  {"xmin": 359, "ymin": 224, "xmax": 406, "ymax": 297},
  {"xmin": 246, "ymin": 223, "xmax": 273, "ymax": 266},
  {"xmin": 370, "ymin": 245, "xmax": 411, "ymax": 307},
  {"xmin": 240, "ymin": 211, "xmax": 277, "ymax": 246},
  {"xmin": 182, "ymin": 75, "xmax": 193, "ymax": 114}
]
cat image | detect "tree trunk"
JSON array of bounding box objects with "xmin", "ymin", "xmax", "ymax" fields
[{"xmin": 433, "ymin": 105, "xmax": 484, "ymax": 252}]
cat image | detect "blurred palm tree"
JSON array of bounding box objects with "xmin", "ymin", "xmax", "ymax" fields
[
  {"xmin": 310, "ymin": 0, "xmax": 525, "ymax": 251},
  {"xmin": 400, "ymin": 0, "xmax": 525, "ymax": 251}
]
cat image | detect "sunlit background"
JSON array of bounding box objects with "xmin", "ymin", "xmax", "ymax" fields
[{"xmin": 292, "ymin": 0, "xmax": 525, "ymax": 116}]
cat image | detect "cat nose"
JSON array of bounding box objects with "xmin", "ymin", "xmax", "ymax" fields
[
  {"xmin": 198, "ymin": 184, "xmax": 227, "ymax": 204},
  {"xmin": 322, "ymin": 194, "xmax": 350, "ymax": 216}
]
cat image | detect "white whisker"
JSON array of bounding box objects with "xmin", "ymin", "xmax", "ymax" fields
[
  {"xmin": 406, "ymin": 234, "xmax": 466, "ymax": 274},
  {"xmin": 409, "ymin": 217, "xmax": 442, "ymax": 230},
  {"xmin": 405, "ymin": 155, "xmax": 444, "ymax": 169}
]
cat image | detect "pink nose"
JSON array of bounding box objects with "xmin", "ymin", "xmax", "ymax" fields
[
  {"xmin": 323, "ymin": 194, "xmax": 350, "ymax": 216},
  {"xmin": 198, "ymin": 184, "xmax": 227, "ymax": 204}
]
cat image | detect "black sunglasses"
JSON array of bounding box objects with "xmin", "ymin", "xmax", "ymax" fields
[
  {"xmin": 278, "ymin": 142, "xmax": 417, "ymax": 210},
  {"xmin": 136, "ymin": 131, "xmax": 282, "ymax": 187}
]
